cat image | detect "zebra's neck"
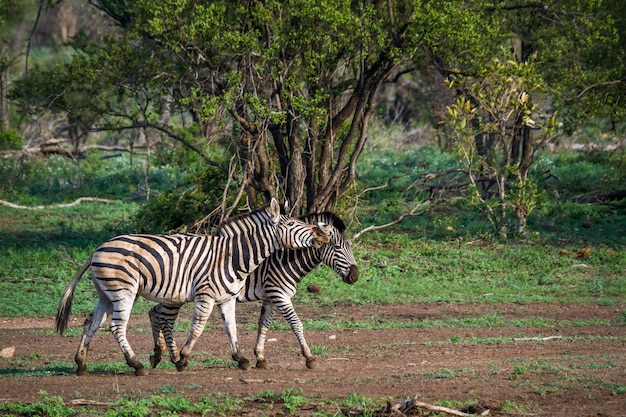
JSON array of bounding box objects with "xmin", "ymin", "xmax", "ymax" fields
[{"xmin": 218, "ymin": 209, "xmax": 280, "ymax": 278}]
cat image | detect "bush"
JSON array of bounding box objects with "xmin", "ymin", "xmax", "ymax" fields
[
  {"xmin": 132, "ymin": 166, "xmax": 233, "ymax": 233},
  {"xmin": 0, "ymin": 129, "xmax": 23, "ymax": 151}
]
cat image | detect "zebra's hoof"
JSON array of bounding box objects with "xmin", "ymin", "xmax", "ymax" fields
[
  {"xmin": 305, "ymin": 357, "xmax": 317, "ymax": 369},
  {"xmin": 150, "ymin": 354, "xmax": 162, "ymax": 368},
  {"xmin": 175, "ymin": 360, "xmax": 188, "ymax": 372},
  {"xmin": 135, "ymin": 367, "xmax": 149, "ymax": 376},
  {"xmin": 238, "ymin": 358, "xmax": 251, "ymax": 370},
  {"xmin": 255, "ymin": 359, "xmax": 268, "ymax": 369}
]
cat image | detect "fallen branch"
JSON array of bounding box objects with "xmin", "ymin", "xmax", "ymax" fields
[
  {"xmin": 0, "ymin": 138, "xmax": 162, "ymax": 160},
  {"xmin": 513, "ymin": 336, "xmax": 562, "ymax": 342},
  {"xmin": 375, "ymin": 393, "xmax": 490, "ymax": 416},
  {"xmin": 352, "ymin": 201, "xmax": 429, "ymax": 241},
  {"xmin": 69, "ymin": 399, "xmax": 110, "ymax": 406},
  {"xmin": 0, "ymin": 197, "xmax": 119, "ymax": 210}
]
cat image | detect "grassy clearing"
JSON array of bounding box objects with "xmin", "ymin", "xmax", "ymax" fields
[
  {"xmin": 1, "ymin": 142, "xmax": 625, "ymax": 415},
  {"xmin": 2, "ymin": 207, "xmax": 623, "ymax": 317},
  {"xmin": 1, "ymin": 146, "xmax": 625, "ymax": 317}
]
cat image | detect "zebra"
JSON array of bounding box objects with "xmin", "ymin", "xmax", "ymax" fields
[
  {"xmin": 55, "ymin": 198, "xmax": 331, "ymax": 376},
  {"xmin": 148, "ymin": 211, "xmax": 358, "ymax": 370}
]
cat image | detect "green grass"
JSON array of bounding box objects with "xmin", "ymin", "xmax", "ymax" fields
[
  {"xmin": 261, "ymin": 312, "xmax": 619, "ymax": 332},
  {"xmin": 296, "ymin": 231, "xmax": 626, "ymax": 307},
  {"xmin": 3, "ymin": 213, "xmax": 624, "ymax": 317}
]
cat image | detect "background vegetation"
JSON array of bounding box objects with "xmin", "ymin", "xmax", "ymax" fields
[{"xmin": 1, "ymin": 0, "xmax": 625, "ymax": 222}]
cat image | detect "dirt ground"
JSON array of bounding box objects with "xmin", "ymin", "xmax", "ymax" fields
[{"xmin": 1, "ymin": 302, "xmax": 625, "ymax": 416}]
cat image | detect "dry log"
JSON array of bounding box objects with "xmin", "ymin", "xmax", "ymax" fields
[
  {"xmin": 69, "ymin": 399, "xmax": 110, "ymax": 406},
  {"xmin": 513, "ymin": 336, "xmax": 562, "ymax": 342},
  {"xmin": 376, "ymin": 394, "xmax": 490, "ymax": 416},
  {"xmin": 0, "ymin": 197, "xmax": 118, "ymax": 210},
  {"xmin": 353, "ymin": 201, "xmax": 428, "ymax": 241},
  {"xmin": 1, "ymin": 138, "xmax": 161, "ymax": 160}
]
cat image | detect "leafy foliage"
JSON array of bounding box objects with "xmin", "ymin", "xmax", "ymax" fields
[
  {"xmin": 0, "ymin": 128, "xmax": 22, "ymax": 150},
  {"xmin": 132, "ymin": 165, "xmax": 232, "ymax": 233}
]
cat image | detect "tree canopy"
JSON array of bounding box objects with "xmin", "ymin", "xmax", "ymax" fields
[{"xmin": 6, "ymin": 0, "xmax": 625, "ymax": 216}]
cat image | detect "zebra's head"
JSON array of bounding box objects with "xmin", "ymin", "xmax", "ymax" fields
[
  {"xmin": 270, "ymin": 199, "xmax": 330, "ymax": 251},
  {"xmin": 303, "ymin": 212, "xmax": 359, "ymax": 285}
]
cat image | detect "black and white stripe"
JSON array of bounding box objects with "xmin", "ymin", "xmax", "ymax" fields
[
  {"xmin": 150, "ymin": 212, "xmax": 358, "ymax": 370},
  {"xmin": 56, "ymin": 198, "xmax": 330, "ymax": 376}
]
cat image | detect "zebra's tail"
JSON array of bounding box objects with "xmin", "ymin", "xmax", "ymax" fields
[{"xmin": 55, "ymin": 257, "xmax": 91, "ymax": 335}]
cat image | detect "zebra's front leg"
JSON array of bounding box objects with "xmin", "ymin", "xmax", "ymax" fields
[
  {"xmin": 149, "ymin": 304, "xmax": 181, "ymax": 368},
  {"xmin": 275, "ymin": 300, "xmax": 316, "ymax": 369},
  {"xmin": 176, "ymin": 297, "xmax": 214, "ymax": 372},
  {"xmin": 219, "ymin": 299, "xmax": 250, "ymax": 370},
  {"xmin": 253, "ymin": 301, "xmax": 276, "ymax": 369}
]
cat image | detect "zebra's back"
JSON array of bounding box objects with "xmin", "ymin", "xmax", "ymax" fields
[{"xmin": 92, "ymin": 233, "xmax": 213, "ymax": 305}]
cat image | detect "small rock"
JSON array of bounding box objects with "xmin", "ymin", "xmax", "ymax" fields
[
  {"xmin": 307, "ymin": 284, "xmax": 321, "ymax": 294},
  {"xmin": 0, "ymin": 346, "xmax": 15, "ymax": 359}
]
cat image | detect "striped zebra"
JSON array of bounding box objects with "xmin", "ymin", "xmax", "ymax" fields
[
  {"xmin": 149, "ymin": 212, "xmax": 358, "ymax": 370},
  {"xmin": 55, "ymin": 198, "xmax": 330, "ymax": 376}
]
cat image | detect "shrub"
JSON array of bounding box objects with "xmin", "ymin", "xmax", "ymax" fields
[
  {"xmin": 132, "ymin": 166, "xmax": 233, "ymax": 233},
  {"xmin": 0, "ymin": 129, "xmax": 23, "ymax": 151}
]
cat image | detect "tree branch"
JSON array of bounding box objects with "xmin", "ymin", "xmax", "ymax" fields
[
  {"xmin": 571, "ymin": 78, "xmax": 626, "ymax": 100},
  {"xmin": 376, "ymin": 393, "xmax": 490, "ymax": 416},
  {"xmin": 25, "ymin": 0, "xmax": 45, "ymax": 79},
  {"xmin": 352, "ymin": 200, "xmax": 428, "ymax": 241},
  {"xmin": 0, "ymin": 197, "xmax": 118, "ymax": 210}
]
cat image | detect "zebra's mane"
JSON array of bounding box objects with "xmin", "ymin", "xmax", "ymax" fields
[
  {"xmin": 300, "ymin": 211, "xmax": 346, "ymax": 233},
  {"xmin": 217, "ymin": 203, "xmax": 272, "ymax": 232}
]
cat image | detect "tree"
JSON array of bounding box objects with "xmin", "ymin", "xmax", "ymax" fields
[
  {"xmin": 11, "ymin": 0, "xmax": 623, "ymax": 220},
  {"xmin": 435, "ymin": 1, "xmax": 624, "ymax": 235},
  {"xmin": 444, "ymin": 58, "xmax": 555, "ymax": 236},
  {"xmin": 10, "ymin": 0, "xmax": 505, "ymax": 215},
  {"xmin": 0, "ymin": 0, "xmax": 35, "ymax": 134}
]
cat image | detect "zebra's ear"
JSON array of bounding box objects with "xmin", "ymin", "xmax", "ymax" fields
[
  {"xmin": 312, "ymin": 222, "xmax": 331, "ymax": 248},
  {"xmin": 269, "ymin": 197, "xmax": 281, "ymax": 220}
]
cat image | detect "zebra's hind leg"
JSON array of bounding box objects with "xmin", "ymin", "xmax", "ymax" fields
[
  {"xmin": 149, "ymin": 304, "xmax": 181, "ymax": 368},
  {"xmin": 253, "ymin": 301, "xmax": 276, "ymax": 369},
  {"xmin": 110, "ymin": 299, "xmax": 148, "ymax": 376},
  {"xmin": 75, "ymin": 298, "xmax": 110, "ymax": 376},
  {"xmin": 219, "ymin": 299, "xmax": 250, "ymax": 370},
  {"xmin": 148, "ymin": 304, "xmax": 166, "ymax": 368},
  {"xmin": 176, "ymin": 297, "xmax": 215, "ymax": 372}
]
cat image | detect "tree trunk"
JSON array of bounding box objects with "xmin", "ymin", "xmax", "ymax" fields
[
  {"xmin": 0, "ymin": 64, "xmax": 7, "ymax": 133},
  {"xmin": 285, "ymin": 112, "xmax": 305, "ymax": 214}
]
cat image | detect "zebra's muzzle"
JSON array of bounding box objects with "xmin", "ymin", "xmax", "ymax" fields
[{"xmin": 343, "ymin": 264, "xmax": 359, "ymax": 284}]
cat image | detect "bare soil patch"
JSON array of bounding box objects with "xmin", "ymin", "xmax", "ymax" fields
[{"xmin": 1, "ymin": 302, "xmax": 625, "ymax": 416}]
